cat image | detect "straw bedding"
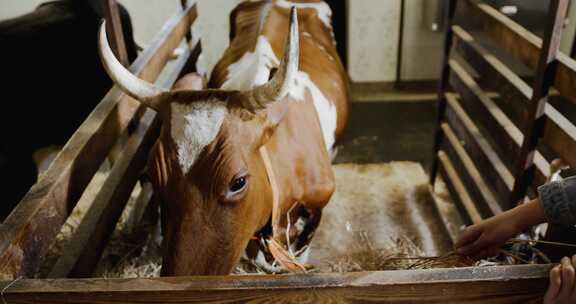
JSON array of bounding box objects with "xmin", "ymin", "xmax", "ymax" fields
[{"xmin": 39, "ymin": 162, "xmax": 544, "ymax": 278}]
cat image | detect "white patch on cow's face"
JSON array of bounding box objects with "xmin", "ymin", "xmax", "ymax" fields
[
  {"xmin": 222, "ymin": 36, "xmax": 279, "ymax": 91},
  {"xmin": 276, "ymin": 0, "xmax": 333, "ymax": 29},
  {"xmin": 170, "ymin": 100, "xmax": 228, "ymax": 173},
  {"xmin": 289, "ymin": 71, "xmax": 337, "ymax": 152}
]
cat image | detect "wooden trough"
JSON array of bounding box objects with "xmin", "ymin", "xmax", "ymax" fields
[{"xmin": 2, "ymin": 0, "xmax": 575, "ymax": 302}]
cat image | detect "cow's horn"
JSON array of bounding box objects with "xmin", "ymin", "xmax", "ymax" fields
[
  {"xmin": 98, "ymin": 21, "xmax": 166, "ymax": 111},
  {"xmin": 243, "ymin": 6, "xmax": 299, "ymax": 111}
]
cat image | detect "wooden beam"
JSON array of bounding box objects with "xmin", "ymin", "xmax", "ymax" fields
[
  {"xmin": 510, "ymin": 0, "xmax": 570, "ymax": 205},
  {"xmin": 438, "ymin": 151, "xmax": 482, "ymax": 225},
  {"xmin": 448, "ymin": 62, "xmax": 514, "ymax": 201},
  {"xmin": 442, "ymin": 119, "xmax": 502, "ymax": 218},
  {"xmin": 448, "ymin": 59, "xmax": 549, "ymax": 195},
  {"xmin": 48, "ymin": 109, "xmax": 159, "ymax": 278},
  {"xmin": 429, "ymin": 0, "xmax": 458, "ymax": 185},
  {"xmin": 464, "ymin": 0, "xmax": 576, "ymax": 105},
  {"xmin": 452, "ymin": 25, "xmax": 531, "ymax": 126},
  {"xmin": 443, "ymin": 105, "xmax": 509, "ymax": 213},
  {"xmin": 451, "ymin": 26, "xmax": 557, "ymax": 189},
  {"xmin": 102, "ymin": 0, "xmax": 128, "ymax": 66},
  {"xmin": 0, "ymin": 265, "xmax": 550, "ymax": 303},
  {"xmin": 0, "ymin": 2, "xmax": 198, "ymax": 279},
  {"xmin": 47, "ymin": 47, "xmax": 194, "ymax": 278},
  {"xmin": 542, "ymin": 104, "xmax": 576, "ymax": 169},
  {"xmin": 181, "ymin": 0, "xmax": 193, "ymax": 42}
]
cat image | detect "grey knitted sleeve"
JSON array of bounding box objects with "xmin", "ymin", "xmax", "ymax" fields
[{"xmin": 538, "ymin": 176, "xmax": 576, "ymax": 227}]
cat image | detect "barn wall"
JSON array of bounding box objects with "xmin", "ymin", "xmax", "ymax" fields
[
  {"xmin": 347, "ymin": 0, "xmax": 400, "ymax": 82},
  {"xmin": 400, "ymin": 0, "xmax": 444, "ymax": 81},
  {"xmin": 119, "ymin": 0, "xmax": 242, "ymax": 76},
  {"xmin": 2, "ymin": 1, "xmax": 576, "ymax": 83},
  {"xmin": 347, "ymin": 0, "xmax": 444, "ymax": 83},
  {"xmin": 0, "ymin": 0, "xmax": 241, "ymax": 77},
  {"xmin": 0, "ymin": 0, "xmax": 45, "ymax": 20}
]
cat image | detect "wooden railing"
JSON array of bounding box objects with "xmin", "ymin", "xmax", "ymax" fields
[
  {"xmin": 430, "ymin": 0, "xmax": 576, "ymax": 231},
  {"xmin": 0, "ymin": 1, "xmax": 200, "ymax": 279}
]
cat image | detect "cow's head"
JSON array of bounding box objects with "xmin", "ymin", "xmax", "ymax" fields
[{"xmin": 98, "ymin": 8, "xmax": 299, "ymax": 275}]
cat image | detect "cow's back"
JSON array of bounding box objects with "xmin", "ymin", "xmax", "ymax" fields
[{"xmin": 209, "ymin": 0, "xmax": 349, "ymax": 152}]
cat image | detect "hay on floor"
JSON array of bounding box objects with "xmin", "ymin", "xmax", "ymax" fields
[{"xmin": 40, "ymin": 162, "xmax": 546, "ymax": 278}]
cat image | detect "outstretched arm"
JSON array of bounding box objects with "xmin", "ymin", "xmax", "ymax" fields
[
  {"xmin": 455, "ymin": 176, "xmax": 576, "ymax": 257},
  {"xmin": 455, "ymin": 198, "xmax": 546, "ymax": 257}
]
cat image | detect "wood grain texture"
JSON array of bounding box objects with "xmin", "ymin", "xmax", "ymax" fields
[
  {"xmin": 450, "ymin": 25, "xmax": 551, "ymax": 189},
  {"xmin": 509, "ymin": 0, "xmax": 569, "ymax": 205},
  {"xmin": 441, "ymin": 112, "xmax": 502, "ymax": 218},
  {"xmin": 438, "ymin": 151, "xmax": 482, "ymax": 225},
  {"xmin": 464, "ymin": 0, "xmax": 576, "ymax": 105},
  {"xmin": 0, "ymin": 265, "xmax": 550, "ymax": 303},
  {"xmin": 452, "ymin": 25, "xmax": 531, "ymax": 127},
  {"xmin": 542, "ymin": 104, "xmax": 576, "ymax": 169},
  {"xmin": 429, "ymin": 0, "xmax": 458, "ymax": 185},
  {"xmin": 448, "ymin": 59, "xmax": 549, "ymax": 193},
  {"xmin": 448, "ymin": 61, "xmax": 513, "ymax": 206},
  {"xmin": 102, "ymin": 0, "xmax": 128, "ymax": 66},
  {"xmin": 48, "ymin": 47, "xmax": 195, "ymax": 279},
  {"xmin": 0, "ymin": 2, "xmax": 198, "ymax": 279}
]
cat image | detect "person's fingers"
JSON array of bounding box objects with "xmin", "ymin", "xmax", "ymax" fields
[
  {"xmin": 455, "ymin": 225, "xmax": 482, "ymax": 249},
  {"xmin": 457, "ymin": 232, "xmax": 492, "ymax": 256},
  {"xmin": 571, "ymin": 255, "xmax": 576, "ymax": 297},
  {"xmin": 560, "ymin": 257, "xmax": 575, "ymax": 300},
  {"xmin": 544, "ymin": 265, "xmax": 562, "ymax": 304}
]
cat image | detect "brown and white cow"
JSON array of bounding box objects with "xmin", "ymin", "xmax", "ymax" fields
[{"xmin": 98, "ymin": 0, "xmax": 348, "ymax": 275}]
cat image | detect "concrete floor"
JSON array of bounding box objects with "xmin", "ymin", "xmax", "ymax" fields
[{"xmin": 335, "ymin": 99, "xmax": 437, "ymax": 167}]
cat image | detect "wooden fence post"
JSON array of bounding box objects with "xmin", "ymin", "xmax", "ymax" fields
[
  {"xmin": 429, "ymin": 0, "xmax": 458, "ymax": 185},
  {"xmin": 102, "ymin": 0, "xmax": 128, "ymax": 66},
  {"xmin": 181, "ymin": 0, "xmax": 192, "ymax": 42},
  {"xmin": 510, "ymin": 0, "xmax": 570, "ymax": 206}
]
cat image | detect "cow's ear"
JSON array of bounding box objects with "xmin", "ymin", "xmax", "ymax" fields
[{"xmin": 255, "ymin": 103, "xmax": 288, "ymax": 148}]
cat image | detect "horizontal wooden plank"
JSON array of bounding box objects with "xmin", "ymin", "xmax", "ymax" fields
[
  {"xmin": 465, "ymin": 0, "xmax": 576, "ymax": 104},
  {"xmin": 542, "ymin": 104, "xmax": 576, "ymax": 170},
  {"xmin": 48, "ymin": 109, "xmax": 160, "ymax": 278},
  {"xmin": 0, "ymin": 2, "xmax": 198, "ymax": 279},
  {"xmin": 427, "ymin": 185, "xmax": 459, "ymax": 245},
  {"xmin": 438, "ymin": 151, "xmax": 482, "ymax": 225},
  {"xmin": 447, "ymin": 59, "xmax": 549, "ymax": 192},
  {"xmin": 448, "ymin": 62, "xmax": 513, "ymax": 205},
  {"xmin": 0, "ymin": 265, "xmax": 550, "ymax": 303},
  {"xmin": 452, "ymin": 25, "xmax": 531, "ymax": 126},
  {"xmin": 448, "ymin": 59, "xmax": 521, "ymax": 171},
  {"xmin": 441, "ymin": 121, "xmax": 502, "ymax": 217},
  {"xmin": 48, "ymin": 46, "xmax": 194, "ymax": 279}
]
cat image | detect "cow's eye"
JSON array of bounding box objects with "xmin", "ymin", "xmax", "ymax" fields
[{"xmin": 230, "ymin": 176, "xmax": 247, "ymax": 193}]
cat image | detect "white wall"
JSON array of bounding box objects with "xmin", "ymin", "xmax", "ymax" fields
[
  {"xmin": 119, "ymin": 0, "xmax": 242, "ymax": 74},
  {"xmin": 401, "ymin": 0, "xmax": 443, "ymax": 81},
  {"xmin": 347, "ymin": 0, "xmax": 444, "ymax": 83},
  {"xmin": 0, "ymin": 0, "xmax": 451, "ymax": 83},
  {"xmin": 0, "ymin": 0, "xmax": 240, "ymax": 75},
  {"xmin": 347, "ymin": 0, "xmax": 400, "ymax": 82},
  {"xmin": 0, "ymin": 0, "xmax": 45, "ymax": 20}
]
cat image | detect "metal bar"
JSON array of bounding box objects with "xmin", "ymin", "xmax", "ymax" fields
[
  {"xmin": 429, "ymin": 0, "xmax": 458, "ymax": 185},
  {"xmin": 510, "ymin": 0, "xmax": 570, "ymax": 206}
]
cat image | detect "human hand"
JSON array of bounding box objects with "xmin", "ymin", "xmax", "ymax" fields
[
  {"xmin": 455, "ymin": 211, "xmax": 520, "ymax": 258},
  {"xmin": 455, "ymin": 199, "xmax": 546, "ymax": 258},
  {"xmin": 544, "ymin": 256, "xmax": 576, "ymax": 304}
]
